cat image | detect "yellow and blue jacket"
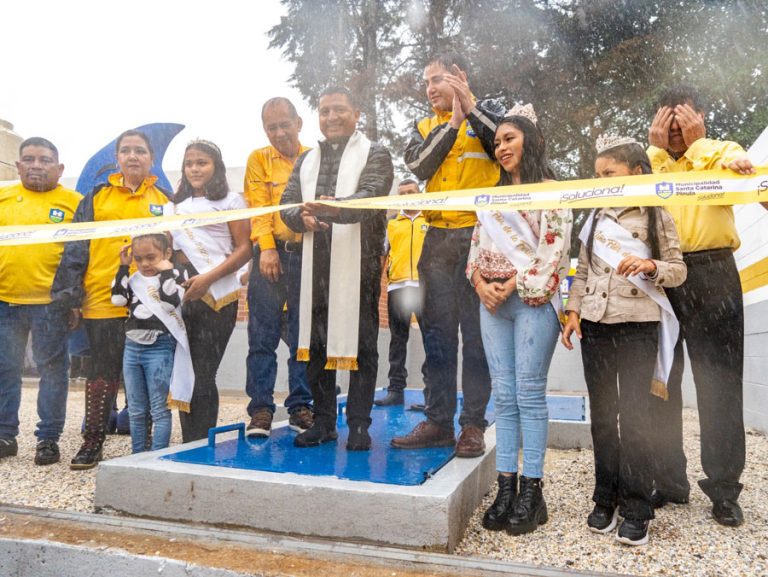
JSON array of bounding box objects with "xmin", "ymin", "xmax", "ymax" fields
[
  {"xmin": 387, "ymin": 211, "xmax": 428, "ymax": 284},
  {"xmin": 404, "ymin": 99, "xmax": 504, "ymax": 229},
  {"xmin": 51, "ymin": 173, "xmax": 171, "ymax": 319}
]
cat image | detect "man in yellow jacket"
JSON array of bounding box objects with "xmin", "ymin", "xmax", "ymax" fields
[
  {"xmin": 0, "ymin": 137, "xmax": 81, "ymax": 466},
  {"xmin": 375, "ymin": 179, "xmax": 428, "ymax": 407},
  {"xmin": 646, "ymin": 85, "xmax": 759, "ymax": 527},
  {"xmin": 392, "ymin": 52, "xmax": 504, "ymax": 457}
]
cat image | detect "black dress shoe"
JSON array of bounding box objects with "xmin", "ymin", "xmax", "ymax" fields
[
  {"xmin": 346, "ymin": 424, "xmax": 371, "ymax": 451},
  {"xmin": 712, "ymin": 499, "xmax": 744, "ymax": 527},
  {"xmin": 374, "ymin": 391, "xmax": 404, "ymax": 406},
  {"xmin": 294, "ymin": 423, "xmax": 338, "ymax": 448},
  {"xmin": 70, "ymin": 440, "xmax": 103, "ymax": 470},
  {"xmin": 34, "ymin": 440, "xmax": 60, "ymax": 466}
]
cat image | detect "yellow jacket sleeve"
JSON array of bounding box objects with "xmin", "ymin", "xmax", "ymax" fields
[
  {"xmin": 244, "ymin": 151, "xmax": 275, "ymax": 249},
  {"xmin": 648, "ymin": 139, "xmax": 746, "ymax": 173}
]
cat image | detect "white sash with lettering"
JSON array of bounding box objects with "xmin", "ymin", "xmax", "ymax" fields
[
  {"xmin": 477, "ymin": 210, "xmax": 564, "ymax": 323},
  {"xmin": 580, "ymin": 210, "xmax": 678, "ymax": 400},
  {"xmin": 164, "ymin": 203, "xmax": 240, "ymax": 311},
  {"xmin": 128, "ymin": 272, "xmax": 195, "ymax": 412},
  {"xmin": 297, "ymin": 131, "xmax": 371, "ymax": 370}
]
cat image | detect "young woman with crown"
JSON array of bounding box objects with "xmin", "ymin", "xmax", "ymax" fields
[
  {"xmin": 165, "ymin": 140, "xmax": 252, "ymax": 442},
  {"xmin": 467, "ymin": 104, "xmax": 572, "ymax": 536},
  {"xmin": 561, "ymin": 134, "xmax": 687, "ymax": 546}
]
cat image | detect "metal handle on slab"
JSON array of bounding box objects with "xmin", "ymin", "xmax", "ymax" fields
[{"xmin": 208, "ymin": 423, "xmax": 246, "ymax": 448}]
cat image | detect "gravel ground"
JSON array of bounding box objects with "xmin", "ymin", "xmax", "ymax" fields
[
  {"xmin": 456, "ymin": 411, "xmax": 768, "ymax": 577},
  {"xmin": 1, "ymin": 385, "xmax": 767, "ymax": 576},
  {"xmin": 0, "ymin": 386, "xmax": 248, "ymax": 512}
]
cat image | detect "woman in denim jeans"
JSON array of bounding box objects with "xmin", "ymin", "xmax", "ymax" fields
[
  {"xmin": 562, "ymin": 136, "xmax": 687, "ymax": 546},
  {"xmin": 111, "ymin": 234, "xmax": 181, "ymax": 453},
  {"xmin": 467, "ymin": 106, "xmax": 572, "ymax": 536}
]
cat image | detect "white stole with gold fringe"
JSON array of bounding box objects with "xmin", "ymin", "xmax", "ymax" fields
[
  {"xmin": 296, "ymin": 131, "xmax": 371, "ymax": 370},
  {"xmin": 164, "ymin": 203, "xmax": 240, "ymax": 311},
  {"xmin": 580, "ymin": 210, "xmax": 679, "ymax": 400},
  {"xmin": 128, "ymin": 272, "xmax": 195, "ymax": 412},
  {"xmin": 477, "ymin": 209, "xmax": 566, "ymax": 323}
]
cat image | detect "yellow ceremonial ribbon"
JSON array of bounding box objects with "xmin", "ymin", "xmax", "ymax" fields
[{"xmin": 1, "ymin": 167, "xmax": 766, "ymax": 246}]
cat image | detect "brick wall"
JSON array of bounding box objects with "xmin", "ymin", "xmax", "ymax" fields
[
  {"xmin": 236, "ymin": 288, "xmax": 249, "ymax": 322},
  {"xmin": 379, "ymin": 264, "xmax": 389, "ymax": 329}
]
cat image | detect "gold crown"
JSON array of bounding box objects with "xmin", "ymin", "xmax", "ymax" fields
[
  {"xmin": 595, "ymin": 133, "xmax": 638, "ymax": 154},
  {"xmin": 506, "ymin": 103, "xmax": 537, "ymax": 125}
]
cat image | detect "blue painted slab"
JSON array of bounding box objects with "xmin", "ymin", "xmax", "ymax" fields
[
  {"xmin": 547, "ymin": 395, "xmax": 586, "ymax": 421},
  {"xmin": 162, "ymin": 390, "xmax": 494, "ymax": 486},
  {"xmin": 161, "ymin": 391, "xmax": 586, "ymax": 486}
]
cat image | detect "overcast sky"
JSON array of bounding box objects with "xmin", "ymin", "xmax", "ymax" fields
[{"xmin": 1, "ymin": 0, "xmax": 324, "ymax": 179}]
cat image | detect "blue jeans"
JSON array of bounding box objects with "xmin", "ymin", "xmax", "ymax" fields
[
  {"xmin": 123, "ymin": 334, "xmax": 174, "ymax": 453},
  {"xmin": 0, "ymin": 301, "xmax": 70, "ymax": 441},
  {"xmin": 480, "ymin": 294, "xmax": 559, "ymax": 478},
  {"xmin": 245, "ymin": 245, "xmax": 312, "ymax": 415}
]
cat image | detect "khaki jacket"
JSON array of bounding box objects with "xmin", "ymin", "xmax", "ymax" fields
[{"xmin": 566, "ymin": 207, "xmax": 687, "ymax": 324}]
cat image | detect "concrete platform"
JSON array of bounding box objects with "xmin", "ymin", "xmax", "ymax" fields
[
  {"xmin": 94, "ymin": 391, "xmax": 590, "ymax": 552},
  {"xmin": 95, "ymin": 391, "xmax": 497, "ymax": 552}
]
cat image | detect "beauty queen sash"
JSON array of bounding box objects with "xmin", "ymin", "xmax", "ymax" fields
[
  {"xmin": 579, "ymin": 211, "xmax": 679, "ymax": 400},
  {"xmin": 296, "ymin": 131, "xmax": 371, "ymax": 370},
  {"xmin": 128, "ymin": 272, "xmax": 195, "ymax": 412},
  {"xmin": 164, "ymin": 203, "xmax": 241, "ymax": 311},
  {"xmin": 477, "ymin": 209, "xmax": 567, "ymax": 324}
]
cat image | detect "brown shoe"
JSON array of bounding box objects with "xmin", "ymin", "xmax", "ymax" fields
[
  {"xmin": 289, "ymin": 406, "xmax": 314, "ymax": 433},
  {"xmin": 391, "ymin": 421, "xmax": 455, "ymax": 449},
  {"xmin": 455, "ymin": 425, "xmax": 485, "ymax": 458},
  {"xmin": 247, "ymin": 408, "xmax": 273, "ymax": 438}
]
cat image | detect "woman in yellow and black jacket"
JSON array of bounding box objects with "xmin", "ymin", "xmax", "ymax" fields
[{"xmin": 52, "ymin": 129, "xmax": 171, "ymax": 470}]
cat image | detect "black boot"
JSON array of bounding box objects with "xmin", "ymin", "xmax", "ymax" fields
[
  {"xmin": 71, "ymin": 378, "xmax": 118, "ymax": 470},
  {"xmin": 374, "ymin": 390, "xmax": 404, "ymax": 406},
  {"xmin": 294, "ymin": 421, "xmax": 338, "ymax": 448},
  {"xmin": 482, "ymin": 473, "xmax": 517, "ymax": 531},
  {"xmin": 507, "ymin": 476, "xmax": 548, "ymax": 535}
]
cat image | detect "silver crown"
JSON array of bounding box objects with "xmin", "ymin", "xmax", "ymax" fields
[
  {"xmin": 506, "ymin": 103, "xmax": 537, "ymax": 125},
  {"xmin": 187, "ymin": 138, "xmax": 222, "ymax": 156},
  {"xmin": 595, "ymin": 133, "xmax": 639, "ymax": 154}
]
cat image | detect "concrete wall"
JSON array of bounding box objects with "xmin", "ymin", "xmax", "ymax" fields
[
  {"xmin": 744, "ymin": 299, "xmax": 768, "ymax": 431},
  {"xmin": 0, "ymin": 119, "xmax": 23, "ymax": 181},
  {"xmin": 218, "ymin": 322, "xmax": 744, "ymax": 431}
]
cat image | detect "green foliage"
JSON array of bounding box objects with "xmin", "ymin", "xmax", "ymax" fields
[{"xmin": 270, "ymin": 0, "xmax": 768, "ymax": 180}]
